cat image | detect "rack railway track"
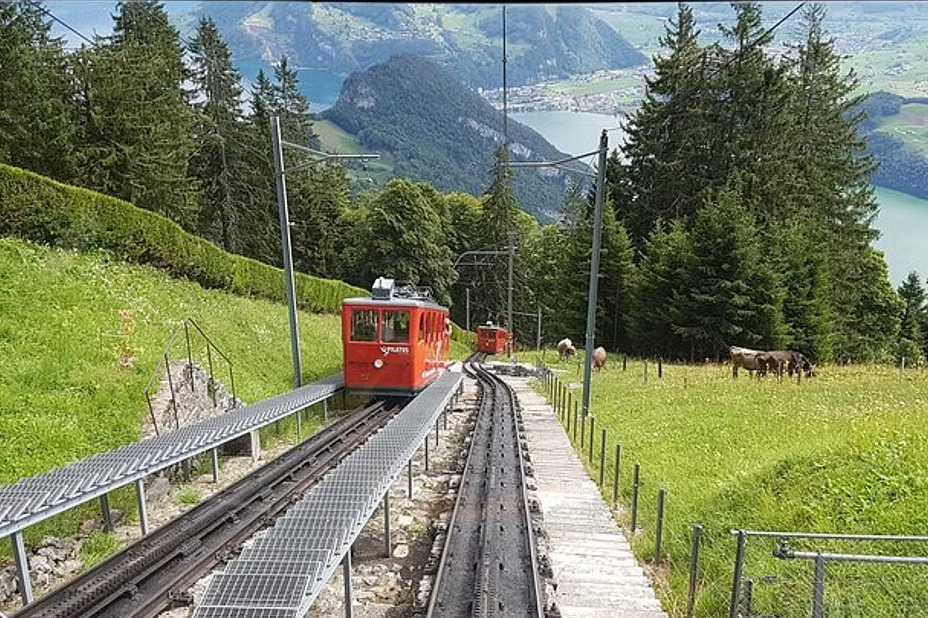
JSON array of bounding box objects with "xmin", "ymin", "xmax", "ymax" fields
[
  {"xmin": 427, "ymin": 358, "xmax": 544, "ymax": 617},
  {"xmin": 13, "ymin": 401, "xmax": 401, "ymax": 618}
]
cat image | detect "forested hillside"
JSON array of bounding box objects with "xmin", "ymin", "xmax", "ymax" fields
[
  {"xmin": 188, "ymin": 3, "xmax": 647, "ymax": 90},
  {"xmin": 321, "ymin": 54, "xmax": 584, "ymax": 223},
  {"xmin": 2, "ymin": 0, "xmax": 927, "ymax": 367},
  {"xmin": 858, "ymin": 91, "xmax": 928, "ymax": 200}
]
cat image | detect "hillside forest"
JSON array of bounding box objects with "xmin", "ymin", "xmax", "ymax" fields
[{"xmin": 2, "ymin": 0, "xmax": 928, "ymax": 365}]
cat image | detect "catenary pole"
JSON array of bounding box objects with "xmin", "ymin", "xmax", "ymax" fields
[
  {"xmin": 581, "ymin": 130, "xmax": 608, "ymax": 418},
  {"xmin": 271, "ymin": 115, "xmax": 303, "ymax": 389}
]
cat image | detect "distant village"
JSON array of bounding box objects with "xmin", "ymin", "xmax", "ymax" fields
[{"xmin": 478, "ymin": 66, "xmax": 652, "ymax": 116}]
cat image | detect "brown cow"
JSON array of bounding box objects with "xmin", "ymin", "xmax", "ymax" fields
[{"xmin": 592, "ymin": 346, "xmax": 607, "ymax": 371}]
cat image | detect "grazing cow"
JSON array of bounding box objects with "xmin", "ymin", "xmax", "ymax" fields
[
  {"xmin": 592, "ymin": 346, "xmax": 607, "ymax": 371},
  {"xmin": 729, "ymin": 345, "xmax": 764, "ymax": 378},
  {"xmin": 732, "ymin": 346, "xmax": 816, "ymax": 380},
  {"xmin": 756, "ymin": 352, "xmax": 785, "ymax": 380},
  {"xmin": 557, "ymin": 338, "xmax": 576, "ymax": 361}
]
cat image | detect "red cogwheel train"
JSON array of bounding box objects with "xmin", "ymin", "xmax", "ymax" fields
[
  {"xmin": 476, "ymin": 321, "xmax": 510, "ymax": 356},
  {"xmin": 341, "ymin": 277, "xmax": 452, "ymax": 397}
]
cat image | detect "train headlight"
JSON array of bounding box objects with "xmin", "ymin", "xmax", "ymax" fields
[{"xmin": 373, "ymin": 358, "xmax": 384, "ymax": 369}]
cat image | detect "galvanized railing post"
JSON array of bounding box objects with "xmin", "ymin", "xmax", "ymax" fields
[
  {"xmin": 384, "ymin": 493, "xmax": 392, "ymax": 558},
  {"xmin": 12, "ymin": 531, "xmax": 33, "ymax": 605},
  {"xmin": 812, "ymin": 553, "xmax": 826, "ymax": 618},
  {"xmin": 580, "ymin": 413, "xmax": 586, "ymax": 450},
  {"xmin": 655, "ymin": 488, "xmax": 666, "ymax": 562},
  {"xmin": 408, "ymin": 458, "xmax": 413, "ymax": 498},
  {"xmin": 145, "ymin": 391, "xmax": 159, "ymax": 436},
  {"xmin": 183, "ymin": 320, "xmax": 193, "ymax": 389},
  {"xmin": 631, "ymin": 462, "xmax": 640, "ymax": 532},
  {"xmin": 589, "ymin": 415, "xmax": 595, "ymax": 462},
  {"xmin": 598, "ymin": 428, "xmax": 606, "ymax": 486},
  {"xmin": 729, "ymin": 529, "xmax": 747, "ymax": 618},
  {"xmin": 165, "ymin": 353, "xmax": 180, "ymax": 430},
  {"xmin": 687, "ymin": 524, "xmax": 703, "ymax": 618},
  {"xmin": 612, "ymin": 444, "xmax": 621, "ymax": 506}
]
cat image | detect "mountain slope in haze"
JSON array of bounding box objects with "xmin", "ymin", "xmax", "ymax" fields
[
  {"xmin": 321, "ymin": 55, "xmax": 587, "ymax": 222},
  {"xmin": 188, "ymin": 3, "xmax": 647, "ymax": 89}
]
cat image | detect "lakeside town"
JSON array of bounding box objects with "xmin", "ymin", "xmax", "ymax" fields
[{"xmin": 478, "ymin": 66, "xmax": 652, "ymax": 116}]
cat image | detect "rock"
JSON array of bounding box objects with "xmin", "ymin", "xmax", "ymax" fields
[
  {"xmin": 147, "ymin": 475, "xmax": 172, "ymax": 502},
  {"xmin": 392, "ymin": 544, "xmax": 409, "ymax": 559}
]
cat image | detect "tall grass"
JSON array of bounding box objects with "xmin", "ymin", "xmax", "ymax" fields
[
  {"xmin": 532, "ymin": 354, "xmax": 928, "ymax": 616},
  {"xmin": 0, "ymin": 237, "xmax": 471, "ymax": 548}
]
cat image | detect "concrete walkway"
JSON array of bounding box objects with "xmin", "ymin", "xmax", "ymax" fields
[{"xmin": 502, "ymin": 374, "xmax": 669, "ymax": 618}]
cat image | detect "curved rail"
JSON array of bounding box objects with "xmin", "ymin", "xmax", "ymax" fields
[
  {"xmin": 427, "ymin": 359, "xmax": 544, "ymax": 617},
  {"xmin": 14, "ymin": 401, "xmax": 400, "ymax": 618}
]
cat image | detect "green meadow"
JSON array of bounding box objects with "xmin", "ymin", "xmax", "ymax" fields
[
  {"xmin": 0, "ymin": 237, "xmax": 470, "ymax": 549},
  {"xmin": 532, "ymin": 355, "xmax": 928, "ymax": 617}
]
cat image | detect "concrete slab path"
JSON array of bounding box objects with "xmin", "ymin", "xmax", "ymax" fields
[{"xmin": 502, "ymin": 374, "xmax": 670, "ymax": 618}]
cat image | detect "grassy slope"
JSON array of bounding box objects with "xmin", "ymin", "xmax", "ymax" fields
[
  {"xmin": 529, "ymin": 355, "xmax": 928, "ymax": 616},
  {"xmin": 875, "ymin": 102, "xmax": 928, "ymax": 157},
  {"xmin": 0, "ymin": 237, "xmax": 471, "ymax": 545}
]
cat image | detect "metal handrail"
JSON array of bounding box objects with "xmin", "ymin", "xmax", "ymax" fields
[{"xmin": 143, "ymin": 317, "xmax": 236, "ymax": 436}]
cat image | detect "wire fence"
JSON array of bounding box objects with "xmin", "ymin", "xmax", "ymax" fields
[{"xmin": 533, "ymin": 360, "xmax": 928, "ymax": 618}]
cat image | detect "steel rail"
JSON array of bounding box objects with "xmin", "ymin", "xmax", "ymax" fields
[
  {"xmin": 427, "ymin": 360, "xmax": 543, "ymax": 617},
  {"xmin": 13, "ymin": 401, "xmax": 399, "ymax": 618}
]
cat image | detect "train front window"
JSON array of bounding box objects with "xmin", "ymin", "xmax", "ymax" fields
[
  {"xmin": 383, "ymin": 310, "xmax": 410, "ymax": 343},
  {"xmin": 351, "ymin": 309, "xmax": 378, "ymax": 341}
]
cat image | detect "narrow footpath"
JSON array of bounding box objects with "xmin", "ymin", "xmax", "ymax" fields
[{"xmin": 502, "ymin": 373, "xmax": 669, "ymax": 618}]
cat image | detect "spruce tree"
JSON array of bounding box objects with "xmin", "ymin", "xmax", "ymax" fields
[
  {"xmin": 897, "ymin": 271, "xmax": 927, "ymax": 364},
  {"xmin": 475, "ymin": 144, "xmax": 521, "ymax": 331},
  {"xmin": 678, "ymin": 187, "xmax": 785, "ymax": 359},
  {"xmin": 0, "ymin": 1, "xmax": 77, "ymax": 180},
  {"xmin": 188, "ymin": 16, "xmax": 248, "ymax": 253},
  {"xmin": 77, "ymin": 0, "xmax": 198, "ymax": 226},
  {"xmin": 239, "ymin": 69, "xmax": 280, "ymax": 266},
  {"xmin": 620, "ymin": 2, "xmax": 709, "ymax": 248},
  {"xmin": 626, "ymin": 219, "xmax": 695, "ymax": 358}
]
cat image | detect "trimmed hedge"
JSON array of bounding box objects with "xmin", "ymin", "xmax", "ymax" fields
[{"xmin": 0, "ymin": 164, "xmax": 366, "ymax": 313}]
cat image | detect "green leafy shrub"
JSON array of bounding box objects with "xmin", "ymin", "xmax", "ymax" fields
[{"xmin": 0, "ymin": 164, "xmax": 365, "ymax": 314}]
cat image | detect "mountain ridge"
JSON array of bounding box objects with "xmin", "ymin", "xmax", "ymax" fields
[
  {"xmin": 188, "ymin": 3, "xmax": 647, "ymax": 90},
  {"xmin": 320, "ymin": 54, "xmax": 590, "ymax": 222}
]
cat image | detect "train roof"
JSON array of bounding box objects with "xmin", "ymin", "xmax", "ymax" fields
[{"xmin": 342, "ymin": 277, "xmax": 448, "ymax": 310}]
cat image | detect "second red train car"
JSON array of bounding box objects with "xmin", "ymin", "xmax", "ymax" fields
[
  {"xmin": 342, "ymin": 277, "xmax": 451, "ymax": 397},
  {"xmin": 476, "ymin": 322, "xmax": 510, "ymax": 356}
]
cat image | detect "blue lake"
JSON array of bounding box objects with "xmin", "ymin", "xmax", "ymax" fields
[{"xmin": 515, "ymin": 111, "xmax": 928, "ymax": 287}]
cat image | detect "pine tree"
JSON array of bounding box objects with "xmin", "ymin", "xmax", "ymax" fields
[
  {"xmin": 897, "ymin": 271, "xmax": 927, "ymax": 364},
  {"xmin": 76, "ymin": 0, "xmax": 198, "ymax": 226},
  {"xmin": 188, "ymin": 16, "xmax": 248, "ymax": 253},
  {"xmin": 0, "ymin": 1, "xmax": 77, "ymax": 180}
]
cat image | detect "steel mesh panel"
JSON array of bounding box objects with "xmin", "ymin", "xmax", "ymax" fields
[
  {"xmin": 195, "ymin": 609, "xmax": 295, "ymax": 618},
  {"xmin": 192, "ymin": 371, "xmax": 462, "ymax": 618},
  {"xmin": 0, "ymin": 375, "xmax": 343, "ymax": 538}
]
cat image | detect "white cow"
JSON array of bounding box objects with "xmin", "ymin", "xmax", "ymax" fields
[{"xmin": 557, "ymin": 338, "xmax": 576, "ymax": 361}]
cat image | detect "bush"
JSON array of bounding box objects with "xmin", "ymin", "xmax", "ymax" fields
[{"xmin": 0, "ymin": 164, "xmax": 365, "ymax": 313}]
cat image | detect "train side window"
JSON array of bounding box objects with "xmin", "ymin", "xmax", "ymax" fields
[
  {"xmin": 383, "ymin": 310, "xmax": 410, "ymax": 343},
  {"xmin": 419, "ymin": 313, "xmax": 426, "ymax": 342},
  {"xmin": 351, "ymin": 309, "xmax": 378, "ymax": 341}
]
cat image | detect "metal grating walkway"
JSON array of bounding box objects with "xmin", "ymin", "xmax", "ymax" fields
[
  {"xmin": 0, "ymin": 375, "xmax": 343, "ymax": 538},
  {"xmin": 193, "ymin": 370, "xmax": 463, "ymax": 618}
]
